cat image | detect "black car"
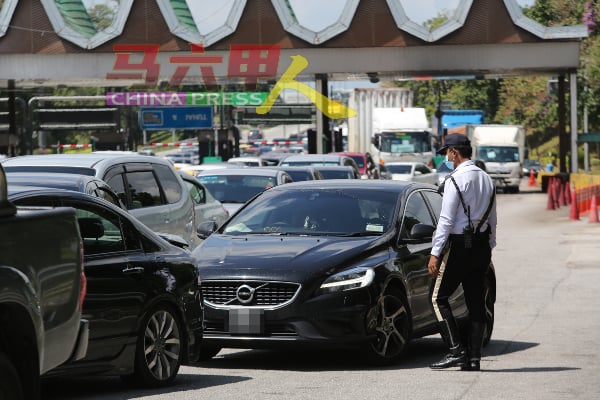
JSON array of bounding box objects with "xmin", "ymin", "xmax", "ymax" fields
[
  {"xmin": 192, "ymin": 180, "xmax": 496, "ymax": 365},
  {"xmin": 8, "ymin": 187, "xmax": 204, "ymax": 387}
]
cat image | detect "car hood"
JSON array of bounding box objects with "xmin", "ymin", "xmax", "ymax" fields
[{"xmin": 193, "ymin": 234, "xmax": 386, "ymax": 281}]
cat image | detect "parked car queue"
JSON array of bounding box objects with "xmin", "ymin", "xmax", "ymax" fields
[{"xmin": 0, "ymin": 151, "xmax": 495, "ymax": 389}]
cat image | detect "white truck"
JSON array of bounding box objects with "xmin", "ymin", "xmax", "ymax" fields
[
  {"xmin": 466, "ymin": 124, "xmax": 525, "ymax": 193},
  {"xmin": 347, "ymin": 88, "xmax": 434, "ymax": 166}
]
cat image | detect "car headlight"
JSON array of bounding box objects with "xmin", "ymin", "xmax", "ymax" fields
[{"xmin": 319, "ymin": 267, "xmax": 375, "ymax": 294}]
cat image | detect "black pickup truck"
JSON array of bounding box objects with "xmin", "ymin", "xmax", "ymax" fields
[{"xmin": 0, "ymin": 164, "xmax": 88, "ymax": 400}]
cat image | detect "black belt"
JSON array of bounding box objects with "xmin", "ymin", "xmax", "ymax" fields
[{"xmin": 449, "ymin": 233, "xmax": 489, "ymax": 242}]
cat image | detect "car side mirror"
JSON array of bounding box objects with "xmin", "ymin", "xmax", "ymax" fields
[
  {"xmin": 411, "ymin": 223, "xmax": 435, "ymax": 239},
  {"xmin": 197, "ymin": 220, "xmax": 218, "ymax": 240},
  {"xmin": 402, "ymin": 223, "xmax": 435, "ymax": 244}
]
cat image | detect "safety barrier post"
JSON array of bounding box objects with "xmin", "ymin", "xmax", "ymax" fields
[
  {"xmin": 589, "ymin": 190, "xmax": 599, "ymax": 223},
  {"xmin": 547, "ymin": 178, "xmax": 556, "ymax": 210},
  {"xmin": 569, "ymin": 183, "xmax": 579, "ymax": 220}
]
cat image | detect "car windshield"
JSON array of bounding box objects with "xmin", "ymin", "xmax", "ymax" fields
[
  {"xmin": 222, "ymin": 188, "xmax": 398, "ymax": 236},
  {"xmin": 198, "ymin": 174, "xmax": 276, "ymax": 203},
  {"xmin": 386, "ymin": 164, "xmax": 413, "ymax": 174},
  {"xmin": 318, "ymin": 170, "xmax": 352, "ymax": 179}
]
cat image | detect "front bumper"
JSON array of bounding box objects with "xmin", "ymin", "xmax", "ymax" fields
[{"xmin": 201, "ymin": 285, "xmax": 375, "ymax": 349}]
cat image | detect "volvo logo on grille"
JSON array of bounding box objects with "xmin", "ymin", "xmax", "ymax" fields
[{"xmin": 236, "ymin": 284, "xmax": 256, "ymax": 304}]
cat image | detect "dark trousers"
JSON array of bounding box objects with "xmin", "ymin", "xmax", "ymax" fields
[{"xmin": 432, "ymin": 237, "xmax": 491, "ymax": 323}]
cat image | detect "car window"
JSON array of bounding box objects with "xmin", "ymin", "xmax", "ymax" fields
[
  {"xmin": 154, "ymin": 164, "xmax": 183, "ymax": 204},
  {"xmin": 421, "ymin": 190, "xmax": 443, "ymax": 223},
  {"xmin": 105, "ymin": 173, "xmax": 128, "ymax": 206},
  {"xmin": 125, "ymin": 171, "xmax": 162, "ymax": 209},
  {"xmin": 91, "ymin": 185, "xmax": 123, "ymax": 207},
  {"xmin": 400, "ymin": 191, "xmax": 436, "ymax": 239},
  {"xmin": 185, "ymin": 180, "xmax": 206, "ymax": 205},
  {"xmin": 74, "ymin": 204, "xmax": 142, "ymax": 255},
  {"xmin": 223, "ymin": 188, "xmax": 397, "ymax": 235}
]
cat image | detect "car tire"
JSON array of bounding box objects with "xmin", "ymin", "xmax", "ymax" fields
[
  {"xmin": 482, "ymin": 275, "xmax": 495, "ymax": 347},
  {"xmin": 0, "ymin": 352, "xmax": 24, "ymax": 400},
  {"xmin": 132, "ymin": 305, "xmax": 184, "ymax": 387},
  {"xmin": 362, "ymin": 290, "xmax": 411, "ymax": 366},
  {"xmin": 196, "ymin": 345, "xmax": 222, "ymax": 361}
]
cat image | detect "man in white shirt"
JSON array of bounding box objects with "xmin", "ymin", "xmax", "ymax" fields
[{"xmin": 428, "ymin": 133, "xmax": 497, "ymax": 371}]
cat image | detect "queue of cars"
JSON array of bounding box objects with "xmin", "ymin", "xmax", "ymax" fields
[{"xmin": 0, "ymin": 149, "xmax": 496, "ymax": 389}]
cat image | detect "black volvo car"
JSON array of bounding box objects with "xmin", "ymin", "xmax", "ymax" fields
[{"xmin": 192, "ymin": 180, "xmax": 496, "ymax": 365}]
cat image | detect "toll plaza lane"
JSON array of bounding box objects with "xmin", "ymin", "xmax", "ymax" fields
[{"xmin": 42, "ymin": 180, "xmax": 600, "ymax": 400}]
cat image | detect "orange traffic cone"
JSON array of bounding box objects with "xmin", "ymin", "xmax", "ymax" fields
[
  {"xmin": 546, "ymin": 178, "xmax": 556, "ymax": 210},
  {"xmin": 528, "ymin": 170, "xmax": 536, "ymax": 186},
  {"xmin": 553, "ymin": 179, "xmax": 561, "ymax": 209},
  {"xmin": 559, "ymin": 180, "xmax": 567, "ymax": 207},
  {"xmin": 589, "ymin": 194, "xmax": 599, "ymax": 223},
  {"xmin": 564, "ymin": 182, "xmax": 571, "ymax": 205},
  {"xmin": 569, "ymin": 185, "xmax": 579, "ymax": 220}
]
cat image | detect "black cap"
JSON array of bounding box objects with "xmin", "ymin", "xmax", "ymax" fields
[{"xmin": 437, "ymin": 133, "xmax": 471, "ymax": 155}]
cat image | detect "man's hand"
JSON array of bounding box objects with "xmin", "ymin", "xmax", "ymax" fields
[{"xmin": 428, "ymin": 255, "xmax": 439, "ymax": 278}]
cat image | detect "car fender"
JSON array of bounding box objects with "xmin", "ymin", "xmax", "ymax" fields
[{"xmin": 0, "ymin": 266, "xmax": 43, "ymax": 364}]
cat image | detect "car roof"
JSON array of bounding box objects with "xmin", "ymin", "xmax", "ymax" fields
[
  {"xmin": 313, "ymin": 165, "xmax": 355, "ymax": 170},
  {"xmin": 385, "ymin": 161, "xmax": 422, "ymax": 166},
  {"xmin": 1, "ymin": 153, "xmax": 172, "ymax": 174},
  {"xmin": 6, "ymin": 171, "xmax": 106, "ymax": 191},
  {"xmin": 267, "ymin": 178, "xmax": 429, "ymax": 193},
  {"xmin": 197, "ymin": 167, "xmax": 285, "ymax": 177},
  {"xmin": 283, "ymin": 154, "xmax": 349, "ymax": 162},
  {"xmin": 7, "ymin": 186, "xmax": 166, "ymax": 241},
  {"xmin": 330, "ymin": 152, "xmax": 367, "ymax": 158}
]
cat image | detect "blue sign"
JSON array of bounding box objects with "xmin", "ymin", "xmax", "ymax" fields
[{"xmin": 139, "ymin": 107, "xmax": 212, "ymax": 130}]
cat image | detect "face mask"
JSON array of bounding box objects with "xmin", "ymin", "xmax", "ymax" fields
[{"xmin": 444, "ymin": 155, "xmax": 454, "ymax": 170}]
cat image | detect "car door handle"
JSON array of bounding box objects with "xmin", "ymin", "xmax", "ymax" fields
[{"xmin": 122, "ymin": 265, "xmax": 144, "ymax": 275}]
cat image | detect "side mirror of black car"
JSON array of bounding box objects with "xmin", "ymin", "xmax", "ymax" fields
[
  {"xmin": 197, "ymin": 220, "xmax": 218, "ymax": 240},
  {"xmin": 403, "ymin": 223, "xmax": 436, "ymax": 244}
]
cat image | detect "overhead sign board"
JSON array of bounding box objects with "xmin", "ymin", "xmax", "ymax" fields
[{"xmin": 139, "ymin": 106, "xmax": 212, "ymax": 130}]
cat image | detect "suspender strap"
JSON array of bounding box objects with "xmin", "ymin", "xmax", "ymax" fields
[
  {"xmin": 476, "ymin": 193, "xmax": 495, "ymax": 234},
  {"xmin": 448, "ymin": 176, "xmax": 473, "ymax": 229}
]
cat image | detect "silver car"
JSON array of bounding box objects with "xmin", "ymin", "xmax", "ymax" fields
[
  {"xmin": 179, "ymin": 172, "xmax": 229, "ymax": 230},
  {"xmin": 2, "ymin": 153, "xmax": 198, "ymax": 248},
  {"xmin": 385, "ymin": 161, "xmax": 439, "ymax": 186},
  {"xmin": 196, "ymin": 167, "xmax": 293, "ymax": 214}
]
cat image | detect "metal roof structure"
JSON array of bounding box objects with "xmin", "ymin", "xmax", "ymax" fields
[{"xmin": 0, "ymin": 0, "xmax": 587, "ymax": 88}]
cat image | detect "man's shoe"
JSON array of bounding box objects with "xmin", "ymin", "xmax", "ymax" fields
[
  {"xmin": 430, "ymin": 349, "xmax": 466, "ymax": 369},
  {"xmin": 460, "ymin": 358, "xmax": 480, "ymax": 371}
]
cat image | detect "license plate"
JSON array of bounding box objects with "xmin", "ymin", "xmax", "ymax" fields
[{"xmin": 227, "ymin": 308, "xmax": 264, "ymax": 334}]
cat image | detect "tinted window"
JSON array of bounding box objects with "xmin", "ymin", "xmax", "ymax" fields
[
  {"xmin": 185, "ymin": 180, "xmax": 206, "ymax": 205},
  {"xmin": 400, "ymin": 192, "xmax": 435, "ymax": 239},
  {"xmin": 75, "ymin": 204, "xmax": 142, "ymax": 255},
  {"xmin": 154, "ymin": 164, "xmax": 183, "ymax": 204},
  {"xmin": 421, "ymin": 190, "xmax": 443, "ymax": 222},
  {"xmin": 106, "ymin": 173, "xmax": 127, "ymax": 206},
  {"xmin": 126, "ymin": 171, "xmax": 162, "ymax": 209},
  {"xmin": 223, "ymin": 188, "xmax": 397, "ymax": 235}
]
